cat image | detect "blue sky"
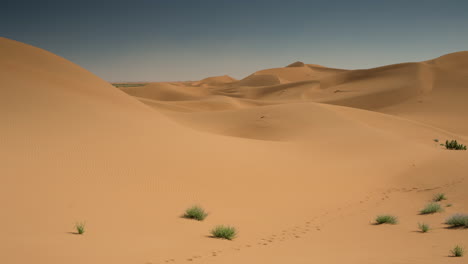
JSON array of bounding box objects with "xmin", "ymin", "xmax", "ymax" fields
[{"xmin": 2, "ymin": 0, "xmax": 468, "ymax": 81}]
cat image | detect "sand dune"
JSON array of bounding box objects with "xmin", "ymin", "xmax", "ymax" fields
[
  {"xmin": 193, "ymin": 75, "xmax": 237, "ymax": 86},
  {"xmin": 237, "ymin": 73, "xmax": 287, "ymax": 87},
  {"xmin": 428, "ymin": 51, "xmax": 468, "ymax": 70},
  {"xmin": 240, "ymin": 62, "xmax": 346, "ymax": 84},
  {"xmin": 380, "ymin": 52, "xmax": 468, "ymax": 135},
  {"xmin": 121, "ymin": 82, "xmax": 210, "ymax": 101},
  {"xmin": 163, "ymin": 102, "xmax": 458, "ymax": 142},
  {"xmin": 318, "ymin": 62, "xmax": 434, "ymax": 109},
  {"xmin": 1, "ymin": 37, "xmax": 467, "ymax": 264},
  {"xmin": 286, "ymin": 61, "xmax": 305, "ymax": 67}
]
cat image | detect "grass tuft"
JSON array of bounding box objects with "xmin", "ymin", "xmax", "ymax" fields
[
  {"xmin": 447, "ymin": 203, "xmax": 453, "ymax": 207},
  {"xmin": 418, "ymin": 222, "xmax": 430, "ymax": 233},
  {"xmin": 375, "ymin": 215, "xmax": 398, "ymax": 225},
  {"xmin": 211, "ymin": 225, "xmax": 237, "ymax": 240},
  {"xmin": 75, "ymin": 222, "xmax": 86, "ymax": 235},
  {"xmin": 446, "ymin": 214, "xmax": 468, "ymax": 228},
  {"xmin": 445, "ymin": 140, "xmax": 467, "ymax": 150},
  {"xmin": 451, "ymin": 245, "xmax": 464, "ymax": 257},
  {"xmin": 433, "ymin": 193, "xmax": 447, "ymax": 202},
  {"xmin": 183, "ymin": 206, "xmax": 208, "ymax": 221},
  {"xmin": 420, "ymin": 203, "xmax": 443, "ymax": 215}
]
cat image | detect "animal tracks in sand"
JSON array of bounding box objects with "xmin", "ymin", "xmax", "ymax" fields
[{"xmin": 153, "ymin": 184, "xmax": 454, "ymax": 263}]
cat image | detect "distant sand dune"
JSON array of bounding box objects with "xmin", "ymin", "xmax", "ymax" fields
[
  {"xmin": 286, "ymin": 61, "xmax": 305, "ymax": 67},
  {"xmin": 121, "ymin": 82, "xmax": 209, "ymax": 101},
  {"xmin": 246, "ymin": 63, "xmax": 345, "ymax": 83},
  {"xmin": 237, "ymin": 73, "xmax": 286, "ymax": 86},
  {"xmin": 164, "ymin": 102, "xmax": 459, "ymax": 142},
  {"xmin": 128, "ymin": 51, "xmax": 468, "ymax": 135},
  {"xmin": 318, "ymin": 62, "xmax": 434, "ymax": 109},
  {"xmin": 194, "ymin": 75, "xmax": 237, "ymax": 86}
]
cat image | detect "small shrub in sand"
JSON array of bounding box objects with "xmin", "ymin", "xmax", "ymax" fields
[
  {"xmin": 420, "ymin": 203, "xmax": 443, "ymax": 215},
  {"xmin": 75, "ymin": 222, "xmax": 86, "ymax": 235},
  {"xmin": 375, "ymin": 215, "xmax": 398, "ymax": 225},
  {"xmin": 446, "ymin": 214, "xmax": 468, "ymax": 228},
  {"xmin": 447, "ymin": 203, "xmax": 453, "ymax": 207},
  {"xmin": 418, "ymin": 222, "xmax": 430, "ymax": 233},
  {"xmin": 445, "ymin": 140, "xmax": 467, "ymax": 150},
  {"xmin": 211, "ymin": 225, "xmax": 237, "ymax": 240},
  {"xmin": 451, "ymin": 245, "xmax": 464, "ymax": 257},
  {"xmin": 183, "ymin": 206, "xmax": 208, "ymax": 221},
  {"xmin": 433, "ymin": 193, "xmax": 447, "ymax": 202},
  {"xmin": 432, "ymin": 193, "xmax": 447, "ymax": 202}
]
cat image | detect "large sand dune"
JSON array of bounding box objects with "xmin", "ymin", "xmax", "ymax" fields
[{"xmin": 1, "ymin": 37, "xmax": 467, "ymax": 264}]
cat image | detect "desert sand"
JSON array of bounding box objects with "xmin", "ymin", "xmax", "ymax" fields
[{"xmin": 1, "ymin": 37, "xmax": 467, "ymax": 263}]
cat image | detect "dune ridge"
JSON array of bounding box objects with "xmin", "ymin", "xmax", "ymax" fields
[{"xmin": 125, "ymin": 50, "xmax": 468, "ymax": 136}]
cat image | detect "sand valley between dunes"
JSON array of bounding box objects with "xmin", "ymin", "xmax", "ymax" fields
[{"xmin": 1, "ymin": 37, "xmax": 468, "ymax": 264}]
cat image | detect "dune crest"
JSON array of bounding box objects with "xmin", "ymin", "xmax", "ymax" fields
[
  {"xmin": 195, "ymin": 75, "xmax": 237, "ymax": 86},
  {"xmin": 286, "ymin": 61, "xmax": 305, "ymax": 67}
]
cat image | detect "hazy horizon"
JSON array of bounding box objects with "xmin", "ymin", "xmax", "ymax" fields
[{"xmin": 2, "ymin": 0, "xmax": 468, "ymax": 82}]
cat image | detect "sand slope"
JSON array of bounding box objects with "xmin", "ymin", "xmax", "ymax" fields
[
  {"xmin": 380, "ymin": 52, "xmax": 468, "ymax": 135},
  {"xmin": 194, "ymin": 75, "xmax": 237, "ymax": 86},
  {"xmin": 1, "ymin": 37, "xmax": 468, "ymax": 264}
]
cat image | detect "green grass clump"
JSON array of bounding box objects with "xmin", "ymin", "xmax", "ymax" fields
[
  {"xmin": 210, "ymin": 225, "xmax": 237, "ymax": 240},
  {"xmin": 75, "ymin": 222, "xmax": 86, "ymax": 235},
  {"xmin": 183, "ymin": 206, "xmax": 208, "ymax": 221},
  {"xmin": 445, "ymin": 140, "xmax": 467, "ymax": 150},
  {"xmin": 375, "ymin": 215, "xmax": 398, "ymax": 225},
  {"xmin": 418, "ymin": 222, "xmax": 430, "ymax": 233},
  {"xmin": 420, "ymin": 203, "xmax": 443, "ymax": 215},
  {"xmin": 446, "ymin": 214, "xmax": 468, "ymax": 228},
  {"xmin": 434, "ymin": 139, "xmax": 439, "ymax": 143},
  {"xmin": 451, "ymin": 245, "xmax": 464, "ymax": 257},
  {"xmin": 447, "ymin": 203, "xmax": 453, "ymax": 207},
  {"xmin": 433, "ymin": 193, "xmax": 447, "ymax": 202}
]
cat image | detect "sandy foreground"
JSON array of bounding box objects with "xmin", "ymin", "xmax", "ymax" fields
[{"xmin": 1, "ymin": 37, "xmax": 467, "ymax": 264}]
